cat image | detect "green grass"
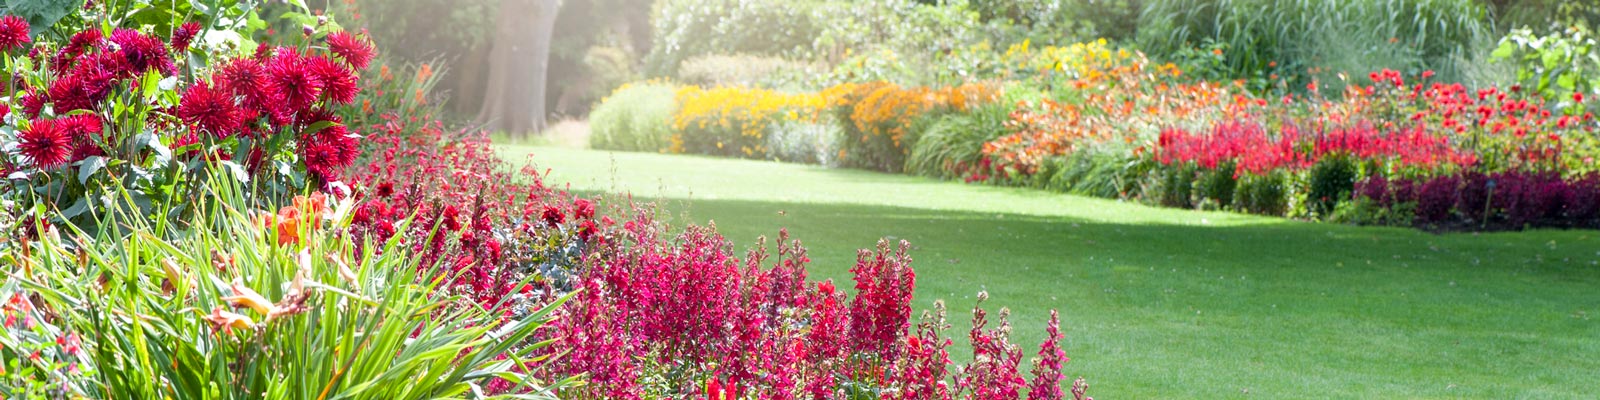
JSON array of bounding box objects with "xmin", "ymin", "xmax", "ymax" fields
[{"xmin": 499, "ymin": 145, "xmax": 1600, "ymax": 399}]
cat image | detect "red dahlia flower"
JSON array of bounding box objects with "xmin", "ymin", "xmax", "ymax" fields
[
  {"xmin": 59, "ymin": 114, "xmax": 105, "ymax": 161},
  {"xmin": 177, "ymin": 81, "xmax": 243, "ymax": 138},
  {"xmin": 172, "ymin": 22, "xmax": 201, "ymax": 53},
  {"xmin": 309, "ymin": 56, "xmax": 358, "ymax": 104},
  {"xmin": 19, "ymin": 119, "xmax": 74, "ymax": 169},
  {"xmin": 266, "ymin": 48, "xmax": 325, "ymax": 112},
  {"xmin": 109, "ymin": 28, "xmax": 174, "ymax": 75},
  {"xmin": 325, "ymin": 31, "xmax": 375, "ymax": 69},
  {"xmin": 0, "ymin": 15, "xmax": 31, "ymax": 52},
  {"xmin": 214, "ymin": 58, "xmax": 273, "ymax": 113},
  {"xmin": 297, "ymin": 112, "xmax": 358, "ymax": 182}
]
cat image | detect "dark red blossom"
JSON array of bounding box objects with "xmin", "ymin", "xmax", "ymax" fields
[
  {"xmin": 266, "ymin": 48, "xmax": 325, "ymax": 112},
  {"xmin": 18, "ymin": 119, "xmax": 74, "ymax": 169},
  {"xmin": 0, "ymin": 15, "xmax": 30, "ymax": 52},
  {"xmin": 59, "ymin": 114, "xmax": 105, "ymax": 161},
  {"xmin": 297, "ymin": 112, "xmax": 358, "ymax": 182},
  {"xmin": 172, "ymin": 22, "xmax": 201, "ymax": 53},
  {"xmin": 309, "ymin": 56, "xmax": 358, "ymax": 104},
  {"xmin": 109, "ymin": 28, "xmax": 174, "ymax": 75},
  {"xmin": 48, "ymin": 55, "xmax": 121, "ymax": 112},
  {"xmin": 177, "ymin": 81, "xmax": 242, "ymax": 138},
  {"xmin": 214, "ymin": 58, "xmax": 274, "ymax": 119},
  {"xmin": 325, "ymin": 31, "xmax": 375, "ymax": 69},
  {"xmin": 540, "ymin": 204, "xmax": 565, "ymax": 226}
]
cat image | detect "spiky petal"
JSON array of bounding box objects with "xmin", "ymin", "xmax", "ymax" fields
[{"xmin": 18, "ymin": 119, "xmax": 74, "ymax": 169}]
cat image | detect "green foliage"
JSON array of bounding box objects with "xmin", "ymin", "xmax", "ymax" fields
[
  {"xmin": 765, "ymin": 121, "xmax": 840, "ymax": 165},
  {"xmin": 1330, "ymin": 197, "xmax": 1418, "ymax": 226},
  {"xmin": 677, "ymin": 54, "xmax": 820, "ymax": 90},
  {"xmin": 1, "ymin": 0, "xmax": 78, "ymax": 36},
  {"xmin": 1138, "ymin": 0, "xmax": 1492, "ymax": 88},
  {"xmin": 1150, "ymin": 163, "xmax": 1197, "ymax": 209},
  {"xmin": 1196, "ymin": 162, "xmax": 1237, "ymax": 209},
  {"xmin": 1490, "ymin": 26, "xmax": 1600, "ymax": 116},
  {"xmin": 1233, "ymin": 172, "xmax": 1289, "ymax": 216},
  {"xmin": 589, "ymin": 82, "xmax": 678, "ymax": 152},
  {"xmin": 645, "ymin": 0, "xmax": 830, "ymax": 77},
  {"xmin": 907, "ymin": 104, "xmax": 1011, "ymax": 179},
  {"xmin": 1307, "ymin": 155, "xmax": 1358, "ymax": 216},
  {"xmin": 0, "ymin": 174, "xmax": 573, "ymax": 398}
]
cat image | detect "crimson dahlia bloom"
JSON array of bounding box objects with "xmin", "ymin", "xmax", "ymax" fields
[
  {"xmin": 0, "ymin": 15, "xmax": 30, "ymax": 51},
  {"xmin": 177, "ymin": 81, "xmax": 243, "ymax": 138},
  {"xmin": 325, "ymin": 31, "xmax": 375, "ymax": 70},
  {"xmin": 18, "ymin": 119, "xmax": 74, "ymax": 169},
  {"xmin": 309, "ymin": 56, "xmax": 359, "ymax": 104},
  {"xmin": 266, "ymin": 48, "xmax": 325, "ymax": 112},
  {"xmin": 59, "ymin": 114, "xmax": 104, "ymax": 161},
  {"xmin": 109, "ymin": 28, "xmax": 174, "ymax": 75},
  {"xmin": 172, "ymin": 22, "xmax": 201, "ymax": 53}
]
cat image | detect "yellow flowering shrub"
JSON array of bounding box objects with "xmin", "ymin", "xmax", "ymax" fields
[
  {"xmin": 826, "ymin": 81, "xmax": 1000, "ymax": 172},
  {"xmin": 670, "ymin": 86, "xmax": 824, "ymax": 159},
  {"xmin": 1001, "ymin": 38, "xmax": 1134, "ymax": 81}
]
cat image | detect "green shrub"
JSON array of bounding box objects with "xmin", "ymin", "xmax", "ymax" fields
[
  {"xmin": 645, "ymin": 0, "xmax": 830, "ymax": 77},
  {"xmin": 1331, "ymin": 197, "xmax": 1418, "ymax": 226},
  {"xmin": 1196, "ymin": 162, "xmax": 1238, "ymax": 209},
  {"xmin": 1307, "ymin": 155, "xmax": 1359, "ymax": 216},
  {"xmin": 590, "ymin": 82, "xmax": 680, "ymax": 152},
  {"xmin": 1149, "ymin": 163, "xmax": 1198, "ymax": 209},
  {"xmin": 907, "ymin": 104, "xmax": 1012, "ymax": 179},
  {"xmin": 766, "ymin": 121, "xmax": 840, "ymax": 165},
  {"xmin": 677, "ymin": 54, "xmax": 822, "ymax": 89},
  {"xmin": 1233, "ymin": 172, "xmax": 1289, "ymax": 216}
]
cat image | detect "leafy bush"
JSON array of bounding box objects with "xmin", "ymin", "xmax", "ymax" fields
[
  {"xmin": 1306, "ymin": 155, "xmax": 1358, "ymax": 216},
  {"xmin": 1233, "ymin": 172, "xmax": 1288, "ymax": 215},
  {"xmin": 766, "ymin": 120, "xmax": 840, "ymax": 165},
  {"xmin": 1490, "ymin": 26, "xmax": 1600, "ymax": 117},
  {"xmin": 677, "ymin": 53, "xmax": 820, "ymax": 89},
  {"xmin": 645, "ymin": 0, "xmax": 830, "ymax": 77},
  {"xmin": 590, "ymin": 82, "xmax": 680, "ymax": 152},
  {"xmin": 1196, "ymin": 161, "xmax": 1238, "ymax": 208}
]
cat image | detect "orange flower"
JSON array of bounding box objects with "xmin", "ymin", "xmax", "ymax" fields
[
  {"xmin": 417, "ymin": 63, "xmax": 433, "ymax": 83},
  {"xmin": 1212, "ymin": 48, "xmax": 1223, "ymax": 56}
]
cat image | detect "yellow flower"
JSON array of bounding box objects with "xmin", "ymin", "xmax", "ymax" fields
[{"xmin": 222, "ymin": 279, "xmax": 278, "ymax": 316}]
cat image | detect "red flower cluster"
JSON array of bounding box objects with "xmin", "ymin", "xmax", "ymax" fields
[
  {"xmin": 1157, "ymin": 119, "xmax": 1478, "ymax": 178},
  {"xmin": 344, "ymin": 114, "xmax": 599, "ymax": 309},
  {"xmin": 537, "ymin": 218, "xmax": 1080, "ymax": 398}
]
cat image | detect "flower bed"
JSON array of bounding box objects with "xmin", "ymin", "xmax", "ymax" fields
[{"xmin": 592, "ymin": 38, "xmax": 1600, "ymax": 231}]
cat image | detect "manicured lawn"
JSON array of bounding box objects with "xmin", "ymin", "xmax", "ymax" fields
[{"xmin": 500, "ymin": 145, "xmax": 1600, "ymax": 399}]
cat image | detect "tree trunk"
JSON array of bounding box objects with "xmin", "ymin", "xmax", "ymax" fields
[{"xmin": 475, "ymin": 0, "xmax": 562, "ymax": 137}]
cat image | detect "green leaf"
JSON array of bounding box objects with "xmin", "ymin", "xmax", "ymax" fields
[
  {"xmin": 61, "ymin": 197, "xmax": 88, "ymax": 218},
  {"xmin": 1490, "ymin": 41, "xmax": 1515, "ymax": 61},
  {"xmin": 5, "ymin": 0, "xmax": 78, "ymax": 36},
  {"xmin": 78, "ymin": 156, "xmax": 106, "ymax": 185},
  {"xmin": 219, "ymin": 161, "xmax": 250, "ymax": 184}
]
